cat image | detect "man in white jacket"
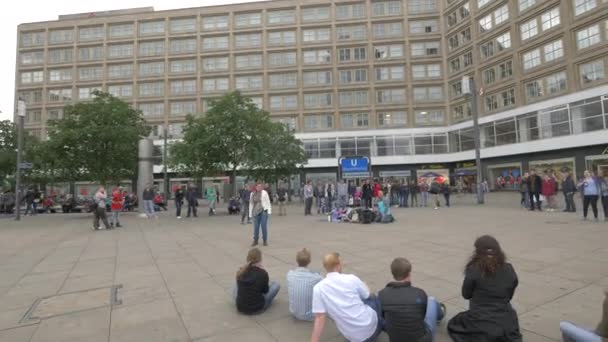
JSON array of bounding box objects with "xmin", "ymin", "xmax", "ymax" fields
[{"xmin": 249, "ymin": 183, "xmax": 272, "ymax": 246}]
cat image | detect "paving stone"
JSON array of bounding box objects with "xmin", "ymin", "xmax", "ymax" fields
[
  {"xmin": 0, "ymin": 325, "xmax": 38, "ymax": 342},
  {"xmin": 29, "ymin": 307, "xmax": 110, "ymax": 342}
]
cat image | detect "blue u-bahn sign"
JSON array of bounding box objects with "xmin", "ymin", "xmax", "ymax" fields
[{"xmin": 339, "ymin": 156, "xmax": 371, "ymax": 179}]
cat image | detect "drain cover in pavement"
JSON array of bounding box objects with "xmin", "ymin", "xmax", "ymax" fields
[{"xmin": 20, "ymin": 285, "xmax": 122, "ymax": 323}]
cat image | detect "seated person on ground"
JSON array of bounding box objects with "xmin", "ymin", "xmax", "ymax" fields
[
  {"xmin": 448, "ymin": 235, "xmax": 522, "ymax": 342},
  {"xmin": 310, "ymin": 253, "xmax": 383, "ymax": 342},
  {"xmin": 560, "ymin": 289, "xmax": 607, "ymax": 342},
  {"xmin": 379, "ymin": 257, "xmax": 445, "ymax": 342},
  {"xmin": 228, "ymin": 197, "xmax": 240, "ymax": 215},
  {"xmin": 234, "ymin": 248, "xmax": 280, "ymax": 315},
  {"xmin": 287, "ymin": 248, "xmax": 322, "ymax": 321},
  {"xmin": 376, "ymin": 191, "xmax": 394, "ymax": 223}
]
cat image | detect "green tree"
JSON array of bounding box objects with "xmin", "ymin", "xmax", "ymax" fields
[
  {"xmin": 0, "ymin": 120, "xmax": 43, "ymax": 188},
  {"xmin": 170, "ymin": 91, "xmax": 307, "ymax": 196},
  {"xmin": 46, "ymin": 91, "xmax": 150, "ymax": 185}
]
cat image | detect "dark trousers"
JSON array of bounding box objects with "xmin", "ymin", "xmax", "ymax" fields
[
  {"xmin": 176, "ymin": 200, "xmax": 182, "ymax": 217},
  {"xmin": 411, "ymin": 192, "xmax": 418, "ymax": 207},
  {"xmin": 364, "ymin": 196, "xmax": 372, "ymax": 209},
  {"xmin": 399, "ymin": 192, "xmax": 409, "ymax": 207},
  {"xmin": 304, "ymin": 197, "xmax": 313, "ymax": 215},
  {"xmin": 187, "ymin": 201, "xmax": 197, "ymax": 217},
  {"xmin": 362, "ymin": 295, "xmax": 384, "ymax": 342},
  {"xmin": 564, "ymin": 193, "xmax": 576, "ymax": 212},
  {"xmin": 602, "ymin": 196, "xmax": 608, "ymax": 219},
  {"xmin": 241, "ymin": 202, "xmax": 250, "ymax": 223},
  {"xmin": 25, "ymin": 202, "xmax": 36, "ymax": 215},
  {"xmin": 583, "ymin": 195, "xmax": 599, "ymax": 219},
  {"xmin": 93, "ymin": 207, "xmax": 110, "ymax": 229},
  {"xmin": 444, "ymin": 193, "xmax": 451, "ymax": 207},
  {"xmin": 529, "ymin": 192, "xmax": 541, "ymax": 210}
]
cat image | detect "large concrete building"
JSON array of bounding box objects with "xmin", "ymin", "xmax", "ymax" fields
[{"xmin": 15, "ymin": 0, "xmax": 608, "ymax": 190}]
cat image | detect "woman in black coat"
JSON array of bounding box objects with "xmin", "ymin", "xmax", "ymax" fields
[{"xmin": 448, "ymin": 235, "xmax": 522, "ymax": 342}]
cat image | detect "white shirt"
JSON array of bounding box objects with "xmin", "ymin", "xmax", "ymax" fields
[
  {"xmin": 287, "ymin": 267, "xmax": 322, "ymax": 321},
  {"xmin": 312, "ymin": 272, "xmax": 377, "ymax": 342},
  {"xmin": 249, "ymin": 190, "xmax": 272, "ymax": 218}
]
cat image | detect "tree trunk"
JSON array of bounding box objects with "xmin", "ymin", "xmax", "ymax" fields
[{"xmin": 230, "ymin": 167, "xmax": 238, "ymax": 199}]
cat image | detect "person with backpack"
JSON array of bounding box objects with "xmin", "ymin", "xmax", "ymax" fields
[{"xmin": 277, "ymin": 183, "xmax": 287, "ymax": 216}]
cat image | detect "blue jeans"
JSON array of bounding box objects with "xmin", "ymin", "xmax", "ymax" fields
[
  {"xmin": 253, "ymin": 211, "xmax": 268, "ymax": 243},
  {"xmin": 424, "ymin": 297, "xmax": 444, "ymax": 338},
  {"xmin": 143, "ymin": 200, "xmax": 155, "ymax": 216},
  {"xmin": 110, "ymin": 210, "xmax": 120, "ymax": 225},
  {"xmin": 421, "ymin": 192, "xmax": 428, "ymax": 207},
  {"xmin": 233, "ymin": 281, "xmax": 280, "ymax": 313},
  {"xmin": 560, "ymin": 321, "xmax": 602, "ymax": 342},
  {"xmin": 362, "ymin": 295, "xmax": 384, "ymax": 342}
]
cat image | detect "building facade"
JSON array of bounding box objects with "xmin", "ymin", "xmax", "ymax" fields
[{"xmin": 14, "ymin": 0, "xmax": 608, "ymax": 190}]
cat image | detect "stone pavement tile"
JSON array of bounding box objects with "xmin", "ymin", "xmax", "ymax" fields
[
  {"xmin": 70, "ymin": 260, "xmax": 115, "ymax": 278},
  {"xmin": 251, "ymin": 297, "xmax": 292, "ymax": 324},
  {"xmin": 539, "ymin": 257, "xmax": 608, "ymax": 283},
  {"xmin": 165, "ymin": 277, "xmax": 226, "ymax": 298},
  {"xmin": 110, "ymin": 299, "xmax": 190, "ymax": 342},
  {"xmin": 533, "ymin": 284, "xmax": 604, "ymax": 328},
  {"xmin": 29, "ymin": 306, "xmax": 110, "ymax": 342},
  {"xmin": 516, "ymin": 246, "xmax": 592, "ymax": 264},
  {"xmin": 117, "ymin": 275, "xmax": 170, "ymax": 308},
  {"xmin": 261, "ymin": 315, "xmax": 340, "ymax": 341},
  {"xmin": 0, "ymin": 281, "xmax": 63, "ymax": 311},
  {"xmin": 0, "ymin": 306, "xmax": 36, "ymax": 330},
  {"xmin": 521, "ymin": 329, "xmax": 559, "ymax": 342},
  {"xmin": 596, "ymin": 276, "xmax": 608, "ymax": 287},
  {"xmin": 59, "ymin": 273, "xmax": 115, "ymax": 294},
  {"xmin": 17, "ymin": 271, "xmax": 69, "ymax": 287},
  {"xmin": 519, "ymin": 307, "xmax": 568, "ymax": 341},
  {"xmin": 0, "ymin": 325, "xmax": 38, "ymax": 342},
  {"xmin": 515, "ymin": 271, "xmax": 588, "ymax": 307},
  {"xmin": 193, "ymin": 325, "xmax": 276, "ymax": 342},
  {"xmin": 114, "ymin": 265, "xmax": 159, "ymax": 282},
  {"xmin": 415, "ymin": 277, "xmax": 462, "ymax": 303},
  {"xmin": 508, "ymin": 257, "xmax": 552, "ymax": 273},
  {"xmin": 172, "ymin": 293, "xmax": 258, "ymax": 340}
]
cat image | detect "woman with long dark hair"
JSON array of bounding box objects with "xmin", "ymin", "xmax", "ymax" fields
[
  {"xmin": 448, "ymin": 235, "xmax": 522, "ymax": 342},
  {"xmin": 234, "ymin": 248, "xmax": 280, "ymax": 315}
]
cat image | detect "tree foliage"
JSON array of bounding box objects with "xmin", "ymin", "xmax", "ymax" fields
[
  {"xmin": 0, "ymin": 120, "xmax": 44, "ymax": 188},
  {"xmin": 170, "ymin": 91, "xmax": 307, "ymax": 195},
  {"xmin": 46, "ymin": 91, "xmax": 150, "ymax": 185}
]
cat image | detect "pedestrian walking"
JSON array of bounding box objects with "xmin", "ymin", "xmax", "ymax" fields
[
  {"xmin": 24, "ymin": 187, "xmax": 36, "ymax": 216},
  {"xmin": 175, "ymin": 185, "xmax": 185, "ymax": 219},
  {"xmin": 527, "ymin": 169, "xmax": 542, "ymax": 211},
  {"xmin": 93, "ymin": 186, "xmax": 111, "ymax": 230},
  {"xmin": 409, "ymin": 180, "xmax": 419, "ymax": 207},
  {"xmin": 304, "ymin": 181, "xmax": 314, "ymax": 215},
  {"xmin": 601, "ymin": 173, "xmax": 608, "ymax": 221},
  {"xmin": 561, "ymin": 169, "xmax": 577, "ymax": 213},
  {"xmin": 419, "ymin": 181, "xmax": 429, "ymax": 207},
  {"xmin": 520, "ymin": 173, "xmax": 530, "ymax": 209},
  {"xmin": 430, "ymin": 179, "xmax": 441, "ymax": 210},
  {"xmin": 249, "ymin": 183, "xmax": 272, "ymax": 246},
  {"xmin": 142, "ymin": 184, "xmax": 157, "ymax": 219},
  {"xmin": 110, "ymin": 187, "xmax": 124, "ymax": 228},
  {"xmin": 186, "ymin": 183, "xmax": 198, "ymax": 218},
  {"xmin": 441, "ymin": 181, "xmax": 451, "ymax": 208},
  {"xmin": 579, "ymin": 170, "xmax": 601, "ymax": 221},
  {"xmin": 398, "ymin": 181, "xmax": 409, "ymax": 208},
  {"xmin": 362, "ymin": 179, "xmax": 373, "ymax": 209},
  {"xmin": 337, "ymin": 180, "xmax": 348, "ymax": 209},
  {"xmin": 240, "ymin": 184, "xmax": 252, "ymax": 224},
  {"xmin": 277, "ymin": 183, "xmax": 287, "ymax": 216},
  {"xmin": 541, "ymin": 172, "xmax": 557, "ymax": 212},
  {"xmin": 206, "ymin": 185, "xmax": 217, "ymax": 216},
  {"xmin": 325, "ymin": 182, "xmax": 334, "ymax": 212}
]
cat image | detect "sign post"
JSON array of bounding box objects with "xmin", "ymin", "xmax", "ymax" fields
[
  {"xmin": 462, "ymin": 75, "xmax": 484, "ymax": 205},
  {"xmin": 338, "ymin": 156, "xmax": 371, "ymax": 180}
]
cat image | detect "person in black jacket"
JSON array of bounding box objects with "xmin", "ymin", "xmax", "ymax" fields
[
  {"xmin": 362, "ymin": 179, "xmax": 373, "ymax": 209},
  {"xmin": 174, "ymin": 185, "xmax": 185, "ymax": 219},
  {"xmin": 186, "ymin": 183, "xmax": 198, "ymax": 218},
  {"xmin": 561, "ymin": 169, "xmax": 577, "ymax": 213},
  {"xmin": 448, "ymin": 235, "xmax": 522, "ymax": 342},
  {"xmin": 379, "ymin": 257, "xmax": 445, "ymax": 342},
  {"xmin": 234, "ymin": 248, "xmax": 280, "ymax": 315},
  {"xmin": 526, "ymin": 169, "xmax": 542, "ymax": 211}
]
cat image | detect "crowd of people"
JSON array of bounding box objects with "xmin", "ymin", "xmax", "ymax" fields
[
  {"xmin": 232, "ymin": 235, "xmax": 608, "ymax": 342},
  {"xmin": 519, "ymin": 168, "xmax": 608, "ymax": 221}
]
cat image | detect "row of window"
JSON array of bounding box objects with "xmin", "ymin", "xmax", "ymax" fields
[{"xmin": 20, "ymin": 1, "xmax": 443, "ymax": 47}]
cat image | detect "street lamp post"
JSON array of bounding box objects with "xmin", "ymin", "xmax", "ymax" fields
[
  {"xmin": 15, "ymin": 100, "xmax": 26, "ymax": 221},
  {"xmin": 462, "ymin": 76, "xmax": 485, "ymax": 205},
  {"xmin": 163, "ymin": 125, "xmax": 169, "ymax": 202}
]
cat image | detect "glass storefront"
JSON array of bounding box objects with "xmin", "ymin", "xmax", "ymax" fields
[
  {"xmin": 487, "ymin": 163, "xmax": 522, "ymax": 191},
  {"xmin": 586, "ymin": 155, "xmax": 608, "ymax": 177}
]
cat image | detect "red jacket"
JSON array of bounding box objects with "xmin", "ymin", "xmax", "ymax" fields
[
  {"xmin": 373, "ymin": 183, "xmax": 381, "ymax": 198},
  {"xmin": 541, "ymin": 178, "xmax": 557, "ymax": 196},
  {"xmin": 111, "ymin": 192, "xmax": 123, "ymax": 210}
]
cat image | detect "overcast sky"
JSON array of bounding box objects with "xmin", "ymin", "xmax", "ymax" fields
[{"xmin": 0, "ymin": 0, "xmax": 261, "ymax": 122}]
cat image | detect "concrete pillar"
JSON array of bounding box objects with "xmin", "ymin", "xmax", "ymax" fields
[{"xmin": 137, "ymin": 138, "xmax": 154, "ymax": 215}]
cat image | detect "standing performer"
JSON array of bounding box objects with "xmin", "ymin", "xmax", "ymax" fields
[{"xmin": 249, "ymin": 183, "xmax": 272, "ymax": 246}]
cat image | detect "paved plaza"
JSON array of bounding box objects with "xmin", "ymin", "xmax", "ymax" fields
[{"xmin": 0, "ymin": 193, "xmax": 606, "ymax": 342}]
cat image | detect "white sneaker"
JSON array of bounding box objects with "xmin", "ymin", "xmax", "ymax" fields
[
  {"xmin": 434, "ymin": 207, "xmax": 439, "ymax": 210},
  {"xmin": 177, "ymin": 216, "xmax": 182, "ymax": 219}
]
